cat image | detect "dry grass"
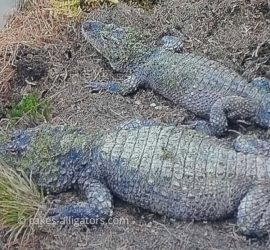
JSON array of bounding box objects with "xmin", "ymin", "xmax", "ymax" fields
[
  {"xmin": 0, "ymin": 0, "xmax": 122, "ymax": 108},
  {"xmin": 0, "ymin": 0, "xmax": 77, "ymax": 107},
  {"xmin": 0, "ymin": 160, "xmax": 45, "ymax": 249},
  {"xmin": 2, "ymin": 0, "xmax": 76, "ymax": 48}
]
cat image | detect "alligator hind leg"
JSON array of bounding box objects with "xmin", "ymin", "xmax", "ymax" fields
[
  {"xmin": 48, "ymin": 179, "xmax": 112, "ymax": 223},
  {"xmin": 188, "ymin": 96, "xmax": 256, "ymax": 136},
  {"xmin": 237, "ymin": 183, "xmax": 270, "ymax": 237},
  {"xmin": 251, "ymin": 77, "xmax": 270, "ymax": 92}
]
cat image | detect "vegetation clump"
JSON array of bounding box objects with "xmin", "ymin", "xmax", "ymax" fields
[
  {"xmin": 0, "ymin": 160, "xmax": 45, "ymax": 245},
  {"xmin": 6, "ymin": 93, "xmax": 51, "ymax": 125}
]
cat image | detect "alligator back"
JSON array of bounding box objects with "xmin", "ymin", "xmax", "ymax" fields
[
  {"xmin": 100, "ymin": 126, "xmax": 270, "ymax": 220},
  {"xmin": 143, "ymin": 50, "xmax": 263, "ymax": 105}
]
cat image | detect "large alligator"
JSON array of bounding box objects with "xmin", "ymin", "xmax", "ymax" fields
[
  {"xmin": 82, "ymin": 20, "xmax": 270, "ymax": 136},
  {"xmin": 1, "ymin": 122, "xmax": 270, "ymax": 237}
]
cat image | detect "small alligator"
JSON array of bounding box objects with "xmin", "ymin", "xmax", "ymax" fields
[
  {"xmin": 1, "ymin": 122, "xmax": 270, "ymax": 237},
  {"xmin": 82, "ymin": 21, "xmax": 270, "ymax": 136}
]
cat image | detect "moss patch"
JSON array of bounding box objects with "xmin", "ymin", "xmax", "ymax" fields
[
  {"xmin": 15, "ymin": 126, "xmax": 95, "ymax": 171},
  {"xmin": 160, "ymin": 146, "xmax": 175, "ymax": 160},
  {"xmin": 111, "ymin": 26, "xmax": 151, "ymax": 65}
]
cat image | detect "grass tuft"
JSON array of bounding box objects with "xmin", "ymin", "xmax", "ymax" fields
[
  {"xmin": 6, "ymin": 93, "xmax": 51, "ymax": 126},
  {"xmin": 0, "ymin": 160, "xmax": 45, "ymax": 246}
]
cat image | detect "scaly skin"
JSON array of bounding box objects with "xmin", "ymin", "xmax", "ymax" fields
[
  {"xmin": 1, "ymin": 124, "xmax": 270, "ymax": 237},
  {"xmin": 82, "ymin": 21, "xmax": 270, "ymax": 136}
]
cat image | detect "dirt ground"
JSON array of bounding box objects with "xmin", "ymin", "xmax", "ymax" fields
[{"xmin": 1, "ymin": 0, "xmax": 270, "ymax": 249}]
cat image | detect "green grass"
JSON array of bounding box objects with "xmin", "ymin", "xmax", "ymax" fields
[
  {"xmin": 6, "ymin": 93, "xmax": 51, "ymax": 126},
  {"xmin": 0, "ymin": 160, "xmax": 45, "ymax": 245}
]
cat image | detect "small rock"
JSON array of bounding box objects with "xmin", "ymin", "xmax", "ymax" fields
[
  {"xmin": 146, "ymin": 222, "xmax": 153, "ymax": 227},
  {"xmin": 150, "ymin": 103, "xmax": 156, "ymax": 107}
]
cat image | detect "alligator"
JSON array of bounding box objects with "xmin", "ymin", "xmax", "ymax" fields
[
  {"xmin": 82, "ymin": 20, "xmax": 270, "ymax": 136},
  {"xmin": 1, "ymin": 122, "xmax": 270, "ymax": 237}
]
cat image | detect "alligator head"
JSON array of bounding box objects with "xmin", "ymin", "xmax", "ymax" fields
[
  {"xmin": 0, "ymin": 125, "xmax": 97, "ymax": 193},
  {"xmin": 81, "ymin": 21, "xmax": 150, "ymax": 71}
]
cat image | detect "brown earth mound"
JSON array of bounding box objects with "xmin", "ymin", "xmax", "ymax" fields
[{"xmin": 1, "ymin": 0, "xmax": 270, "ymax": 249}]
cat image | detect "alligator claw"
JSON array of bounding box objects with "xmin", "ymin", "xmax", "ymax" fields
[
  {"xmin": 45, "ymin": 207, "xmax": 63, "ymax": 223},
  {"xmin": 85, "ymin": 81, "xmax": 120, "ymax": 93},
  {"xmin": 47, "ymin": 207, "xmax": 60, "ymax": 216},
  {"xmin": 85, "ymin": 82, "xmax": 107, "ymax": 92}
]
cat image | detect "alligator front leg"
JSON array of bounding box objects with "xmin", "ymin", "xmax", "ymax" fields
[
  {"xmin": 189, "ymin": 96, "xmax": 257, "ymax": 136},
  {"xmin": 85, "ymin": 72, "xmax": 144, "ymax": 95},
  {"xmin": 48, "ymin": 179, "xmax": 112, "ymax": 223},
  {"xmin": 237, "ymin": 183, "xmax": 270, "ymax": 237}
]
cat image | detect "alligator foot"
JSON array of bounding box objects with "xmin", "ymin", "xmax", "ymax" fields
[
  {"xmin": 47, "ymin": 202, "xmax": 111, "ymax": 225},
  {"xmin": 233, "ymin": 134, "xmax": 270, "ymax": 156},
  {"xmin": 85, "ymin": 81, "xmax": 121, "ymax": 93},
  {"xmin": 48, "ymin": 179, "xmax": 113, "ymax": 224}
]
